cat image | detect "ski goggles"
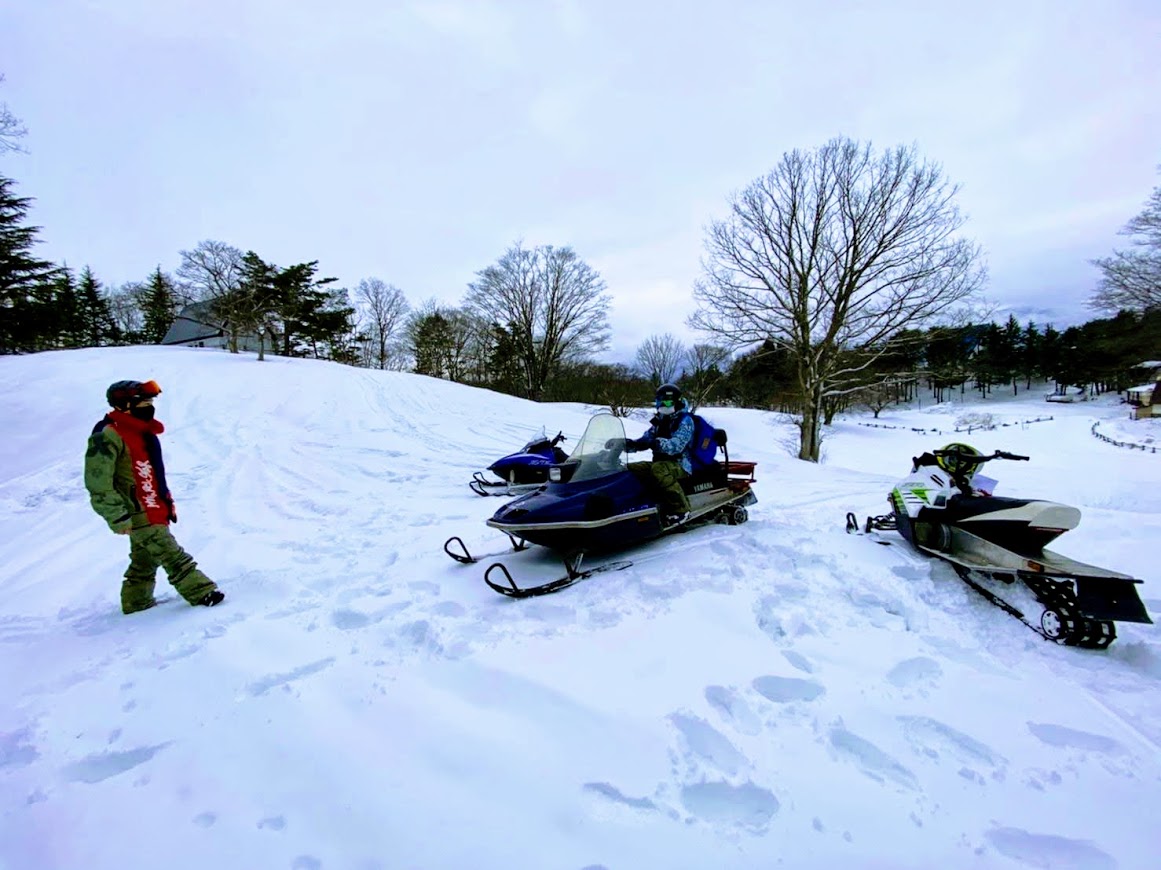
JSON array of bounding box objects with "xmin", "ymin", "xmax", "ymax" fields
[
  {"xmin": 656, "ymin": 398, "xmax": 676, "ymax": 408},
  {"xmin": 138, "ymin": 379, "xmax": 162, "ymax": 397}
]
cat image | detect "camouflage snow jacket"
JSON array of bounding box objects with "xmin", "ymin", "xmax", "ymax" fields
[{"xmin": 84, "ymin": 411, "xmax": 176, "ymax": 531}]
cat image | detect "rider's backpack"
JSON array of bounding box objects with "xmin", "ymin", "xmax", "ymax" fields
[{"xmin": 689, "ymin": 414, "xmax": 720, "ymax": 470}]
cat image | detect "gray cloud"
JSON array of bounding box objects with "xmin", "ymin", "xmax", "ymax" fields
[{"xmin": 1, "ymin": 0, "xmax": 1157, "ymax": 360}]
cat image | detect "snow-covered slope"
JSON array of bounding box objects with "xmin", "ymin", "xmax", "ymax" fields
[{"xmin": 1, "ymin": 347, "xmax": 1158, "ymax": 870}]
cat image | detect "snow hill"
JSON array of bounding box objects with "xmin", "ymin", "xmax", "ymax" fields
[{"xmin": 1, "ymin": 346, "xmax": 1159, "ymax": 870}]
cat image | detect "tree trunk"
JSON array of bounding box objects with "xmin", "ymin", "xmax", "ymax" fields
[{"xmin": 798, "ymin": 385, "xmax": 823, "ymax": 462}]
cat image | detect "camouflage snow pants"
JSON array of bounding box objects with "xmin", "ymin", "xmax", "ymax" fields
[
  {"xmin": 122, "ymin": 524, "xmax": 218, "ymax": 614},
  {"xmin": 628, "ymin": 460, "xmax": 690, "ymax": 515}
]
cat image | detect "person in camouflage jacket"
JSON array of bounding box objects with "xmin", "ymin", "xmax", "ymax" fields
[{"xmin": 84, "ymin": 379, "xmax": 224, "ymax": 614}]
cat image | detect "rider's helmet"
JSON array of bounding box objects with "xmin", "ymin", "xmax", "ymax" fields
[
  {"xmin": 655, "ymin": 383, "xmax": 682, "ymax": 416},
  {"xmin": 936, "ymin": 442, "xmax": 982, "ymax": 478},
  {"xmin": 106, "ymin": 379, "xmax": 162, "ymax": 410}
]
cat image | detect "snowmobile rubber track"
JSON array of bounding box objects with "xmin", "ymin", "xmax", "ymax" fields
[
  {"xmin": 948, "ymin": 566, "xmax": 1116, "ymax": 649},
  {"xmin": 846, "ymin": 514, "xmax": 1130, "ymax": 650}
]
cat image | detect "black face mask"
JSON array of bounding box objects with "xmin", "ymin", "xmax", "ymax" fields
[{"xmin": 129, "ymin": 403, "xmax": 156, "ymax": 421}]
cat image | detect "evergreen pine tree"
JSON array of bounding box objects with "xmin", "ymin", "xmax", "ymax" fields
[
  {"xmin": 0, "ymin": 174, "xmax": 59, "ymax": 352},
  {"xmin": 52, "ymin": 265, "xmax": 80, "ymax": 347},
  {"xmin": 140, "ymin": 266, "xmax": 179, "ymax": 343},
  {"xmin": 77, "ymin": 266, "xmax": 119, "ymax": 347}
]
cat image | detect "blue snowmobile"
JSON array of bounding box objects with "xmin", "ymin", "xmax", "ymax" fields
[
  {"xmin": 469, "ymin": 429, "xmax": 569, "ymax": 497},
  {"xmin": 446, "ymin": 412, "xmax": 758, "ymax": 597}
]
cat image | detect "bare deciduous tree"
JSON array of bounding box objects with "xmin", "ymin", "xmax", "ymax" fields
[
  {"xmin": 106, "ymin": 282, "xmax": 146, "ymax": 340},
  {"xmin": 464, "ymin": 242, "xmax": 611, "ymax": 401},
  {"xmin": 355, "ymin": 278, "xmax": 410, "ymax": 370},
  {"xmin": 176, "ymin": 240, "xmax": 245, "ymax": 351},
  {"xmin": 634, "ymin": 332, "xmax": 686, "ymax": 386},
  {"xmin": 683, "ymin": 343, "xmax": 731, "ymax": 409},
  {"xmin": 0, "ymin": 76, "xmax": 28, "ymax": 155},
  {"xmin": 691, "ymin": 137, "xmax": 985, "ymax": 461},
  {"xmin": 1089, "ymin": 176, "xmax": 1161, "ymax": 314}
]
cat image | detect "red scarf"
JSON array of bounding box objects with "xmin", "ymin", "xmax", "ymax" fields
[{"xmin": 106, "ymin": 411, "xmax": 173, "ymax": 525}]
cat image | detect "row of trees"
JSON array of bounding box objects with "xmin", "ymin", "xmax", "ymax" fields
[{"xmin": 3, "ymin": 73, "xmax": 1158, "ymax": 460}]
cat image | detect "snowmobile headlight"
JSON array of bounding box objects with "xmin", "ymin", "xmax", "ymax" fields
[{"xmin": 549, "ymin": 467, "xmax": 561, "ymax": 482}]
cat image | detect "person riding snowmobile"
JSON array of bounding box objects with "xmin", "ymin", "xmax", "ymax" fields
[{"xmin": 622, "ymin": 383, "xmax": 695, "ymax": 526}]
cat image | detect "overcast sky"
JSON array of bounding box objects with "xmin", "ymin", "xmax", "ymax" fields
[{"xmin": 2, "ymin": 0, "xmax": 1159, "ymax": 361}]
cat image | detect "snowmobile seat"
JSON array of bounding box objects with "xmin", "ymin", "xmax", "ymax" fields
[
  {"xmin": 680, "ymin": 429, "xmax": 731, "ymax": 494},
  {"xmin": 680, "ymin": 461, "xmax": 728, "ymax": 494}
]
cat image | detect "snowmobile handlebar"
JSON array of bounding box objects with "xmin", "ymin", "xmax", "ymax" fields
[
  {"xmin": 914, "ymin": 447, "xmax": 1030, "ymax": 474},
  {"xmin": 924, "ymin": 448, "xmax": 1035, "ymax": 469},
  {"xmin": 932, "ymin": 448, "xmax": 1029, "ymax": 464}
]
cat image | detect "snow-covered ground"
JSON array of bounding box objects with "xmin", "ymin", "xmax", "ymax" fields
[{"xmin": 1, "ymin": 347, "xmax": 1158, "ymax": 870}]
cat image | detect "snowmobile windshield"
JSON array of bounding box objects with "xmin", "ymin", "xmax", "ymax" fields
[
  {"xmin": 567, "ymin": 413, "xmax": 628, "ymax": 483},
  {"xmin": 521, "ymin": 427, "xmax": 549, "ymax": 452}
]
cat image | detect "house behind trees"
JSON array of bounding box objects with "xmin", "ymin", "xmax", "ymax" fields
[{"xmin": 161, "ymin": 301, "xmax": 266, "ymax": 352}]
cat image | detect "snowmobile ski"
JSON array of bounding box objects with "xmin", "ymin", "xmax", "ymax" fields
[
  {"xmin": 484, "ymin": 552, "xmax": 634, "ymax": 599},
  {"xmin": 443, "ymin": 533, "xmax": 528, "ymax": 565}
]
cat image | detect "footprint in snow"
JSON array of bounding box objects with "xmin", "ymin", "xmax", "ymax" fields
[
  {"xmin": 781, "ymin": 649, "xmax": 815, "ymax": 674},
  {"xmin": 679, "ymin": 780, "xmax": 780, "ymax": 834},
  {"xmin": 828, "ymin": 726, "xmax": 917, "ymax": 790},
  {"xmin": 582, "ymin": 782, "xmax": 664, "ymax": 818},
  {"xmin": 897, "ymin": 715, "xmax": 1006, "ymax": 785},
  {"xmin": 704, "ymin": 685, "xmax": 762, "ymax": 736},
  {"xmin": 61, "ymin": 744, "xmax": 169, "ymax": 784},
  {"xmin": 886, "ymin": 656, "xmax": 943, "ymax": 692},
  {"xmin": 1026, "ymin": 723, "xmax": 1126, "ymax": 755},
  {"xmin": 331, "ymin": 609, "xmax": 374, "ymax": 630},
  {"xmin": 245, "ymin": 658, "xmax": 335, "ymax": 697},
  {"xmin": 751, "ymin": 675, "xmax": 826, "ymax": 703},
  {"xmin": 668, "ymin": 713, "xmax": 749, "ymax": 776},
  {"xmin": 257, "ymin": 815, "xmax": 287, "ymax": 831},
  {"xmin": 984, "ymin": 826, "xmax": 1117, "ymax": 870},
  {"xmin": 0, "ymin": 727, "xmax": 39, "ymax": 769}
]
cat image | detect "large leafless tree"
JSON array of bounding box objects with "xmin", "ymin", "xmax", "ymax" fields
[
  {"xmin": 634, "ymin": 332, "xmax": 686, "ymax": 386},
  {"xmin": 691, "ymin": 137, "xmax": 985, "ymax": 461},
  {"xmin": 464, "ymin": 242, "xmax": 611, "ymax": 401},
  {"xmin": 1089, "ymin": 176, "xmax": 1161, "ymax": 314},
  {"xmin": 355, "ymin": 278, "xmax": 410, "ymax": 370},
  {"xmin": 683, "ymin": 343, "xmax": 732, "ymax": 409},
  {"xmin": 0, "ymin": 76, "xmax": 28, "ymax": 155},
  {"xmin": 176, "ymin": 240, "xmax": 245, "ymax": 351}
]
